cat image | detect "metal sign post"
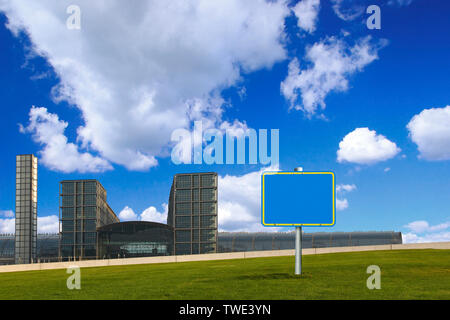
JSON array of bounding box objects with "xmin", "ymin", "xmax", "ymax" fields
[
  {"xmin": 295, "ymin": 226, "xmax": 302, "ymax": 275},
  {"xmin": 294, "ymin": 167, "xmax": 303, "ymax": 275}
]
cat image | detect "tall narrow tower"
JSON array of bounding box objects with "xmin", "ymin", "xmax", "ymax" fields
[
  {"xmin": 15, "ymin": 154, "xmax": 38, "ymax": 264},
  {"xmin": 167, "ymin": 173, "xmax": 218, "ymax": 255}
]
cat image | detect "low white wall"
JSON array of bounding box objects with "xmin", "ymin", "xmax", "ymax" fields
[{"xmin": 1, "ymin": 242, "xmax": 449, "ymax": 274}]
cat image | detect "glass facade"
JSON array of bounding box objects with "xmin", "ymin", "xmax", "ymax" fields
[
  {"xmin": 97, "ymin": 222, "xmax": 174, "ymax": 258},
  {"xmin": 168, "ymin": 173, "xmax": 218, "ymax": 255},
  {"xmin": 59, "ymin": 180, "xmax": 119, "ymax": 260},
  {"xmin": 15, "ymin": 154, "xmax": 37, "ymax": 264},
  {"xmin": 0, "ymin": 231, "xmax": 403, "ymax": 265},
  {"xmin": 217, "ymin": 231, "xmax": 403, "ymax": 252}
]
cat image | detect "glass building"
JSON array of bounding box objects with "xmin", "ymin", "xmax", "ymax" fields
[
  {"xmin": 15, "ymin": 154, "xmax": 38, "ymax": 264},
  {"xmin": 97, "ymin": 222, "xmax": 174, "ymax": 259},
  {"xmin": 59, "ymin": 180, "xmax": 119, "ymax": 260},
  {"xmin": 167, "ymin": 173, "xmax": 218, "ymax": 255},
  {"xmin": 1, "ymin": 231, "xmax": 403, "ymax": 264},
  {"xmin": 217, "ymin": 231, "xmax": 403, "ymax": 252}
]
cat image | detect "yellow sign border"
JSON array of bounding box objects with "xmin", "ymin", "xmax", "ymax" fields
[{"xmin": 262, "ymin": 171, "xmax": 335, "ymax": 227}]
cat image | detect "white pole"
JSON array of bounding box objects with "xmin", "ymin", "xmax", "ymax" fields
[{"xmin": 294, "ymin": 167, "xmax": 303, "ymax": 275}]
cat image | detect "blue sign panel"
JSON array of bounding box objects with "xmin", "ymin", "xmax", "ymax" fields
[{"xmin": 261, "ymin": 172, "xmax": 335, "ymax": 227}]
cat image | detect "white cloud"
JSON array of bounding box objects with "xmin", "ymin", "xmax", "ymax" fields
[
  {"xmin": 407, "ymin": 106, "xmax": 450, "ymax": 161},
  {"xmin": 218, "ymin": 166, "xmax": 280, "ymax": 232},
  {"xmin": 119, "ymin": 204, "xmax": 168, "ymax": 224},
  {"xmin": 0, "ymin": 210, "xmax": 14, "ymax": 218},
  {"xmin": 1, "ymin": 0, "xmax": 290, "ymax": 171},
  {"xmin": 336, "ymin": 184, "xmax": 356, "ymax": 193},
  {"xmin": 332, "ymin": 0, "xmax": 413, "ymax": 21},
  {"xmin": 403, "ymin": 219, "xmax": 450, "ymax": 243},
  {"xmin": 336, "ymin": 198, "xmax": 349, "ymax": 211},
  {"xmin": 337, "ymin": 127, "xmax": 401, "ymax": 165},
  {"xmin": 404, "ymin": 220, "xmax": 450, "ymax": 234},
  {"xmin": 336, "ymin": 184, "xmax": 356, "ymax": 211},
  {"xmin": 38, "ymin": 215, "xmax": 59, "ymax": 233},
  {"xmin": 118, "ymin": 206, "xmax": 138, "ymax": 221},
  {"xmin": 403, "ymin": 232, "xmax": 450, "ymax": 244},
  {"xmin": 331, "ymin": 0, "xmax": 366, "ymax": 21},
  {"xmin": 19, "ymin": 106, "xmax": 113, "ymax": 173},
  {"xmin": 140, "ymin": 204, "xmax": 168, "ymax": 224},
  {"xmin": 281, "ymin": 36, "xmax": 385, "ymax": 117},
  {"xmin": 0, "ymin": 218, "xmax": 15, "ymax": 233},
  {"xmin": 292, "ymin": 0, "xmax": 321, "ymax": 33},
  {"xmin": 0, "ymin": 214, "xmax": 60, "ymax": 234}
]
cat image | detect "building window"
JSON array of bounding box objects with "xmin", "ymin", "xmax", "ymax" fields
[
  {"xmin": 175, "ymin": 203, "xmax": 191, "ymax": 215},
  {"xmin": 176, "ymin": 216, "xmax": 191, "ymax": 228},
  {"xmin": 201, "ymin": 174, "xmax": 216, "ymax": 187},
  {"xmin": 62, "ymin": 183, "xmax": 74, "ymax": 194},
  {"xmin": 193, "ymin": 175, "xmax": 199, "ymax": 187},
  {"xmin": 61, "ymin": 207, "xmax": 74, "ymax": 219},
  {"xmin": 175, "ymin": 243, "xmax": 191, "ymax": 255},
  {"xmin": 84, "ymin": 194, "xmax": 96, "ymax": 206},
  {"xmin": 176, "ymin": 230, "xmax": 191, "ymax": 242},
  {"xmin": 200, "ymin": 202, "xmax": 216, "ymax": 215},
  {"xmin": 84, "ymin": 220, "xmax": 97, "ymax": 232},
  {"xmin": 62, "ymin": 195, "xmax": 74, "ymax": 207},
  {"xmin": 201, "ymin": 188, "xmax": 216, "ymax": 201},
  {"xmin": 200, "ymin": 215, "xmax": 216, "ymax": 227},
  {"xmin": 201, "ymin": 229, "xmax": 216, "ymax": 242},
  {"xmin": 176, "ymin": 189, "xmax": 191, "ymax": 202},
  {"xmin": 84, "ymin": 182, "xmax": 97, "ymax": 194},
  {"xmin": 176, "ymin": 175, "xmax": 191, "ymax": 188}
]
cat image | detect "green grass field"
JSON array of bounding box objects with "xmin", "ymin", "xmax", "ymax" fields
[{"xmin": 0, "ymin": 249, "xmax": 449, "ymax": 300}]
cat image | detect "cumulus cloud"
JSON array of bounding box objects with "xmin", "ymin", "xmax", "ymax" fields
[
  {"xmin": 402, "ymin": 219, "xmax": 450, "ymax": 243},
  {"xmin": 407, "ymin": 106, "xmax": 450, "ymax": 161},
  {"xmin": 0, "ymin": 214, "xmax": 60, "ymax": 234},
  {"xmin": 337, "ymin": 127, "xmax": 401, "ymax": 165},
  {"xmin": 402, "ymin": 232, "xmax": 450, "ymax": 244},
  {"xmin": 0, "ymin": 218, "xmax": 15, "ymax": 233},
  {"xmin": 281, "ymin": 36, "xmax": 385, "ymax": 117},
  {"xmin": 218, "ymin": 166, "xmax": 280, "ymax": 232},
  {"xmin": 404, "ymin": 220, "xmax": 450, "ymax": 234},
  {"xmin": 119, "ymin": 204, "xmax": 168, "ymax": 224},
  {"xmin": 118, "ymin": 206, "xmax": 138, "ymax": 222},
  {"xmin": 19, "ymin": 106, "xmax": 113, "ymax": 173},
  {"xmin": 38, "ymin": 215, "xmax": 59, "ymax": 233},
  {"xmin": 292, "ymin": 0, "xmax": 321, "ymax": 33},
  {"xmin": 141, "ymin": 204, "xmax": 168, "ymax": 224},
  {"xmin": 1, "ymin": 0, "xmax": 290, "ymax": 171}
]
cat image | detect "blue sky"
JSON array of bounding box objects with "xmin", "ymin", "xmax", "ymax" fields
[{"xmin": 0, "ymin": 0, "xmax": 449, "ymax": 242}]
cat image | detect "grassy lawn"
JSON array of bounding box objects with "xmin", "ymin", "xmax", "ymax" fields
[{"xmin": 0, "ymin": 249, "xmax": 449, "ymax": 300}]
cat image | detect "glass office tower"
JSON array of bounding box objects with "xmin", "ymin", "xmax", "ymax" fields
[
  {"xmin": 59, "ymin": 180, "xmax": 119, "ymax": 260},
  {"xmin": 15, "ymin": 154, "xmax": 38, "ymax": 264},
  {"xmin": 168, "ymin": 173, "xmax": 218, "ymax": 255}
]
